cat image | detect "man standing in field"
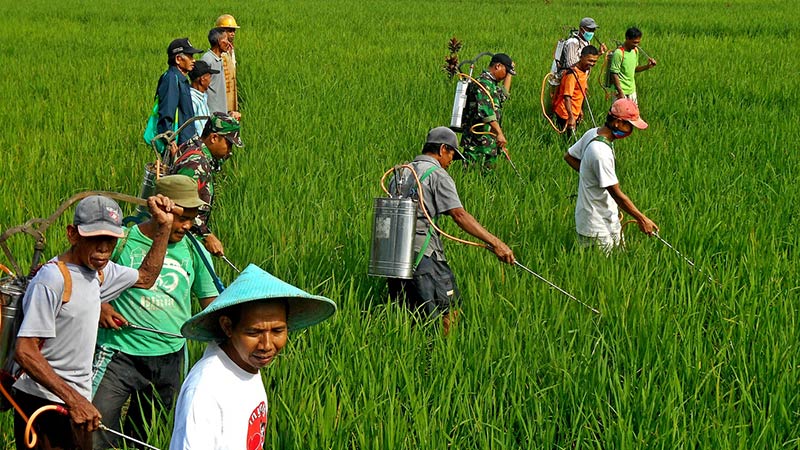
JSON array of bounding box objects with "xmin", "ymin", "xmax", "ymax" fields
[
  {"xmin": 553, "ymin": 46, "xmax": 600, "ymax": 136},
  {"xmin": 201, "ymin": 28, "xmax": 234, "ymax": 118},
  {"xmin": 92, "ymin": 176, "xmax": 218, "ymax": 450},
  {"xmin": 563, "ymin": 99, "xmax": 658, "ymax": 254},
  {"xmin": 170, "ymin": 112, "xmax": 243, "ymax": 257},
  {"xmin": 215, "ymin": 14, "xmax": 241, "ymax": 116},
  {"xmin": 388, "ymin": 127, "xmax": 515, "ymax": 334},
  {"xmin": 189, "ymin": 60, "xmax": 220, "ymax": 137},
  {"xmin": 156, "ymin": 38, "xmax": 204, "ymax": 149},
  {"xmin": 561, "ymin": 17, "xmax": 607, "ymax": 69},
  {"xmin": 170, "ymin": 264, "xmax": 336, "ymax": 449},
  {"xmin": 609, "ymin": 27, "xmax": 657, "ymax": 104},
  {"xmin": 460, "ymin": 53, "xmax": 515, "ymax": 170},
  {"xmin": 11, "ymin": 195, "xmax": 175, "ymax": 450}
]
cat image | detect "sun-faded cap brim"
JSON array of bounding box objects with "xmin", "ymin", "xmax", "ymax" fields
[
  {"xmin": 181, "ymin": 264, "xmax": 336, "ymax": 341},
  {"xmin": 77, "ymin": 223, "xmax": 125, "ymax": 238}
]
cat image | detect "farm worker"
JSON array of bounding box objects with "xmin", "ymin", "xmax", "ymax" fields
[
  {"xmin": 460, "ymin": 53, "xmax": 516, "ymax": 171},
  {"xmin": 11, "ymin": 195, "xmax": 176, "ymax": 450},
  {"xmin": 188, "ymin": 60, "xmax": 220, "ymax": 136},
  {"xmin": 553, "ymin": 45, "xmax": 600, "ymax": 135},
  {"xmin": 387, "ymin": 127, "xmax": 516, "ymax": 335},
  {"xmin": 609, "ymin": 27, "xmax": 657, "ymax": 104},
  {"xmin": 156, "ymin": 38, "xmax": 204, "ymax": 150},
  {"xmin": 215, "ymin": 14, "xmax": 240, "ymax": 115},
  {"xmin": 170, "ymin": 264, "xmax": 336, "ymax": 449},
  {"xmin": 563, "ymin": 99, "xmax": 658, "ymax": 254},
  {"xmin": 561, "ymin": 17, "xmax": 607, "ymax": 69},
  {"xmin": 169, "ymin": 112, "xmax": 243, "ymax": 257},
  {"xmin": 92, "ymin": 176, "xmax": 218, "ymax": 450},
  {"xmin": 201, "ymin": 28, "xmax": 240, "ymax": 120}
]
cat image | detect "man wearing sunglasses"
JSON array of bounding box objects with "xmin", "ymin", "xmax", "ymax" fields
[{"xmin": 170, "ymin": 112, "xmax": 243, "ymax": 257}]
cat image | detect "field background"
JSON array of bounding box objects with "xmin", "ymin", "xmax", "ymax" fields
[{"xmin": 1, "ymin": 0, "xmax": 799, "ymax": 448}]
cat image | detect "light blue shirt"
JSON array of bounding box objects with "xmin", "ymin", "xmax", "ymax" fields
[{"xmin": 190, "ymin": 88, "xmax": 210, "ymax": 137}]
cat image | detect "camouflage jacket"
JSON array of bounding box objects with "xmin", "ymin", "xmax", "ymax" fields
[
  {"xmin": 462, "ymin": 70, "xmax": 509, "ymax": 134},
  {"xmin": 169, "ymin": 140, "xmax": 217, "ymax": 235}
]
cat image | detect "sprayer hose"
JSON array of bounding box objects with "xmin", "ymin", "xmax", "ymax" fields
[
  {"xmin": 380, "ymin": 165, "xmax": 485, "ymax": 249},
  {"xmin": 540, "ymin": 72, "xmax": 569, "ymax": 134},
  {"xmin": 24, "ymin": 404, "xmax": 68, "ymax": 448}
]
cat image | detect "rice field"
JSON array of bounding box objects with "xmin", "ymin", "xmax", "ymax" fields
[{"xmin": 1, "ymin": 0, "xmax": 799, "ymax": 448}]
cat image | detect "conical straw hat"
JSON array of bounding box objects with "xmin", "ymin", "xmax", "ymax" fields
[{"xmin": 182, "ymin": 264, "xmax": 336, "ymax": 341}]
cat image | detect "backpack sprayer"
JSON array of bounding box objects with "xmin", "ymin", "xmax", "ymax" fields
[
  {"xmin": 597, "ymin": 41, "xmax": 655, "ymax": 100},
  {"xmin": 0, "ymin": 190, "xmax": 170, "ymax": 448},
  {"xmin": 369, "ymin": 165, "xmax": 598, "ymax": 314}
]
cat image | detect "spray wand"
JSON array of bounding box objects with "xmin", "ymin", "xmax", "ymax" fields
[{"xmin": 381, "ymin": 166, "xmax": 597, "ymax": 314}]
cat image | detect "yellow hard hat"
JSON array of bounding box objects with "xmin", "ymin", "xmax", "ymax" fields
[{"xmin": 215, "ymin": 14, "xmax": 240, "ymax": 29}]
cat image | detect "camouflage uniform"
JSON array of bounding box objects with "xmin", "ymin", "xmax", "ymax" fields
[
  {"xmin": 460, "ymin": 70, "xmax": 509, "ymax": 168},
  {"xmin": 170, "ymin": 140, "xmax": 217, "ymax": 235}
]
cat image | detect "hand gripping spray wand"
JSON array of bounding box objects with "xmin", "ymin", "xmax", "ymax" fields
[
  {"xmin": 370, "ymin": 165, "xmax": 599, "ymax": 314},
  {"xmin": 21, "ymin": 404, "xmax": 160, "ymax": 449}
]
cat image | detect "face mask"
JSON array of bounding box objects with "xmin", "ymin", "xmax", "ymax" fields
[
  {"xmin": 611, "ymin": 127, "xmax": 632, "ymax": 139},
  {"xmin": 582, "ymin": 31, "xmax": 594, "ymax": 42}
]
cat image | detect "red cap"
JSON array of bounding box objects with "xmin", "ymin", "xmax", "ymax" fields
[{"xmin": 610, "ymin": 99, "xmax": 648, "ymax": 129}]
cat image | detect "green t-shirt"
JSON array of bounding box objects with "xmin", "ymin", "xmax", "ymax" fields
[
  {"xmin": 96, "ymin": 225, "xmax": 218, "ymax": 356},
  {"xmin": 609, "ymin": 48, "xmax": 639, "ymax": 95}
]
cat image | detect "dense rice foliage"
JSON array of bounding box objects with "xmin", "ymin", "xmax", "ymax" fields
[{"xmin": 1, "ymin": 0, "xmax": 798, "ymax": 448}]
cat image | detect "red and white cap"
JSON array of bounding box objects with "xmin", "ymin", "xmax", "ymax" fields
[{"xmin": 610, "ymin": 98, "xmax": 648, "ymax": 129}]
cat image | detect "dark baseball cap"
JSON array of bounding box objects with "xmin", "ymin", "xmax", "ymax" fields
[
  {"xmin": 167, "ymin": 38, "xmax": 203, "ymax": 56},
  {"xmin": 490, "ymin": 53, "xmax": 516, "ymax": 75},
  {"xmin": 425, "ymin": 126, "xmax": 464, "ymax": 160},
  {"xmin": 73, "ymin": 196, "xmax": 125, "ymax": 238},
  {"xmin": 188, "ymin": 60, "xmax": 220, "ymax": 81}
]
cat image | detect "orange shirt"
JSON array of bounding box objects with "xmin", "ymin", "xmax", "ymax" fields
[{"xmin": 553, "ymin": 66, "xmax": 589, "ymax": 120}]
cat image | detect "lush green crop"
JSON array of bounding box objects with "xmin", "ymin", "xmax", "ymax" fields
[{"xmin": 1, "ymin": 0, "xmax": 798, "ymax": 448}]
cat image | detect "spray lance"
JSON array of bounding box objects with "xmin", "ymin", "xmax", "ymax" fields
[{"xmin": 370, "ymin": 165, "xmax": 598, "ymax": 314}]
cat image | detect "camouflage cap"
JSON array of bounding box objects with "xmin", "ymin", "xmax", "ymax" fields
[
  {"xmin": 155, "ymin": 175, "xmax": 207, "ymax": 209},
  {"xmin": 206, "ymin": 112, "xmax": 243, "ymax": 147}
]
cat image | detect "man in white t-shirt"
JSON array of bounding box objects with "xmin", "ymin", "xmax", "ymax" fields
[
  {"xmin": 170, "ymin": 264, "xmax": 336, "ymax": 450},
  {"xmin": 563, "ymin": 98, "xmax": 658, "ymax": 254}
]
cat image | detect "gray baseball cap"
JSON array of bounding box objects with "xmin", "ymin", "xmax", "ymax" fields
[
  {"xmin": 73, "ymin": 196, "xmax": 125, "ymax": 238},
  {"xmin": 425, "ymin": 126, "xmax": 464, "ymax": 160},
  {"xmin": 580, "ymin": 17, "xmax": 599, "ymax": 29}
]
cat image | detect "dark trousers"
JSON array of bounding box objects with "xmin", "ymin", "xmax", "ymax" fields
[
  {"xmin": 388, "ymin": 256, "xmax": 460, "ymax": 318},
  {"xmin": 91, "ymin": 347, "xmax": 183, "ymax": 450},
  {"xmin": 13, "ymin": 389, "xmax": 92, "ymax": 450}
]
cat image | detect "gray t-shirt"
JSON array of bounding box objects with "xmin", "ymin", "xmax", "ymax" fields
[
  {"xmin": 390, "ymin": 154, "xmax": 463, "ymax": 262},
  {"xmin": 201, "ymin": 51, "xmax": 227, "ymax": 114},
  {"xmin": 14, "ymin": 258, "xmax": 138, "ymax": 403}
]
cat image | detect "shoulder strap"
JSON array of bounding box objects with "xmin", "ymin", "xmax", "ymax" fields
[
  {"xmin": 591, "ymin": 135, "xmax": 614, "ymax": 148},
  {"xmin": 111, "ymin": 226, "xmax": 132, "ymax": 263},
  {"xmin": 172, "ymin": 148, "xmax": 204, "ymax": 167},
  {"xmin": 412, "ymin": 165, "xmax": 441, "ymax": 270},
  {"xmin": 54, "ymin": 261, "xmax": 72, "ymax": 304}
]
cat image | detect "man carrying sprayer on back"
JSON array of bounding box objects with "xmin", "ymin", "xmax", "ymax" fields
[
  {"xmin": 561, "ymin": 17, "xmax": 607, "ymax": 69},
  {"xmin": 388, "ymin": 127, "xmax": 515, "ymax": 335},
  {"xmin": 11, "ymin": 195, "xmax": 176, "ymax": 450},
  {"xmin": 460, "ymin": 53, "xmax": 515, "ymax": 171},
  {"xmin": 92, "ymin": 176, "xmax": 218, "ymax": 450},
  {"xmin": 609, "ymin": 27, "xmax": 657, "ymax": 104},
  {"xmin": 563, "ymin": 99, "xmax": 658, "ymax": 254},
  {"xmin": 156, "ymin": 38, "xmax": 204, "ymax": 149},
  {"xmin": 170, "ymin": 112, "xmax": 243, "ymax": 257}
]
